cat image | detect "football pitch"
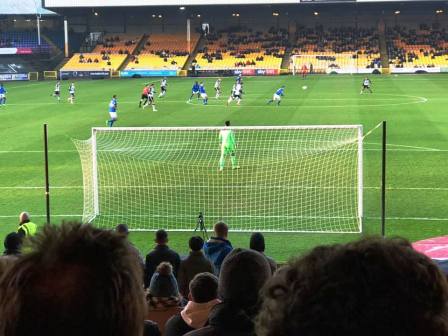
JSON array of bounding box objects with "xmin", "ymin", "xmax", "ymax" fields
[{"xmin": 1, "ymin": 74, "xmax": 447, "ymax": 261}]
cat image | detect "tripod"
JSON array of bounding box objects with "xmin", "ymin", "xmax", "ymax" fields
[{"xmin": 194, "ymin": 212, "xmax": 208, "ymax": 240}]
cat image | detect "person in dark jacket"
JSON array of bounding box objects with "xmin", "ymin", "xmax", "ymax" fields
[
  {"xmin": 203, "ymin": 222, "xmax": 232, "ymax": 275},
  {"xmin": 143, "ymin": 320, "xmax": 161, "ymax": 336},
  {"xmin": 165, "ymin": 272, "xmax": 220, "ymax": 336},
  {"xmin": 116, "ymin": 223, "xmax": 145, "ymax": 270},
  {"xmin": 249, "ymin": 232, "xmax": 277, "ymax": 274},
  {"xmin": 178, "ymin": 236, "xmax": 214, "ymax": 298},
  {"xmin": 145, "ymin": 229, "xmax": 181, "ymax": 288},
  {"xmin": 185, "ymin": 248, "xmax": 271, "ymax": 336},
  {"xmin": 3, "ymin": 232, "xmax": 22, "ymax": 256}
]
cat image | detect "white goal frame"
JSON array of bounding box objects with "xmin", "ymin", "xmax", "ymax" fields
[
  {"xmin": 291, "ymin": 54, "xmax": 358, "ymax": 75},
  {"xmin": 81, "ymin": 125, "xmax": 363, "ymax": 233}
]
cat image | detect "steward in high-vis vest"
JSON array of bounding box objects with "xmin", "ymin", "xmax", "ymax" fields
[{"xmin": 17, "ymin": 212, "xmax": 37, "ymax": 237}]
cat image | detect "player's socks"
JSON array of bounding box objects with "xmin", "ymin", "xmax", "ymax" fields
[
  {"xmin": 152, "ymin": 105, "xmax": 157, "ymax": 112},
  {"xmin": 231, "ymin": 156, "xmax": 238, "ymax": 168}
]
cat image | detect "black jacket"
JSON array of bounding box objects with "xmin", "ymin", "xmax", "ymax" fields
[
  {"xmin": 184, "ymin": 302, "xmax": 257, "ymax": 336},
  {"xmin": 145, "ymin": 245, "xmax": 181, "ymax": 288},
  {"xmin": 165, "ymin": 313, "xmax": 195, "ymax": 336}
]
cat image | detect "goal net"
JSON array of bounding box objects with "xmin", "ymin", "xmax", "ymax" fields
[
  {"xmin": 73, "ymin": 126, "xmax": 363, "ymax": 233},
  {"xmin": 291, "ymin": 54, "xmax": 357, "ymax": 75}
]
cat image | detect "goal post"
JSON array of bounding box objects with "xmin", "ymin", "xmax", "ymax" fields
[
  {"xmin": 44, "ymin": 71, "xmax": 58, "ymax": 80},
  {"xmin": 74, "ymin": 125, "xmax": 363, "ymax": 233},
  {"xmin": 291, "ymin": 54, "xmax": 358, "ymax": 75}
]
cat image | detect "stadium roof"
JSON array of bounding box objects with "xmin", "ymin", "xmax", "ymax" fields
[{"xmin": 0, "ymin": 0, "xmax": 57, "ymax": 15}]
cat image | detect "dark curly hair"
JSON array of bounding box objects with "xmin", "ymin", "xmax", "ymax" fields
[
  {"xmin": 0, "ymin": 222, "xmax": 146, "ymax": 336},
  {"xmin": 256, "ymin": 236, "xmax": 448, "ymax": 336}
]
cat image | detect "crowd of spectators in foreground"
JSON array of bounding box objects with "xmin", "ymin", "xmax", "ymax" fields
[{"xmin": 0, "ymin": 214, "xmax": 447, "ymax": 336}]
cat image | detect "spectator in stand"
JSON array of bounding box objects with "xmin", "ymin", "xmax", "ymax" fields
[
  {"xmin": 186, "ymin": 249, "xmax": 271, "ymax": 336},
  {"xmin": 0, "ymin": 254, "xmax": 16, "ymax": 279},
  {"xmin": 3, "ymin": 232, "xmax": 22, "ymax": 256},
  {"xmin": 0, "ymin": 222, "xmax": 147, "ymax": 336},
  {"xmin": 116, "ymin": 223, "xmax": 145, "ymax": 270},
  {"xmin": 149, "ymin": 262, "xmax": 179, "ymax": 298},
  {"xmin": 145, "ymin": 229, "xmax": 181, "ymax": 288},
  {"xmin": 249, "ymin": 232, "xmax": 277, "ymax": 274},
  {"xmin": 17, "ymin": 211, "xmax": 37, "ymax": 237},
  {"xmin": 147, "ymin": 262, "xmax": 180, "ymax": 310},
  {"xmin": 256, "ymin": 237, "xmax": 448, "ymax": 336},
  {"xmin": 178, "ymin": 236, "xmax": 214, "ymax": 299},
  {"xmin": 203, "ymin": 222, "xmax": 233, "ymax": 275},
  {"xmin": 144, "ymin": 320, "xmax": 161, "ymax": 336},
  {"xmin": 165, "ymin": 272, "xmax": 220, "ymax": 336}
]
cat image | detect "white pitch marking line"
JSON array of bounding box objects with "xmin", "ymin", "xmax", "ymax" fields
[
  {"xmin": 0, "ymin": 214, "xmax": 447, "ymax": 221},
  {"xmin": 1, "ymin": 186, "xmax": 448, "ymax": 191},
  {"xmin": 365, "ymin": 142, "xmax": 441, "ymax": 152},
  {"xmin": 2, "ymin": 147, "xmax": 448, "ymax": 153}
]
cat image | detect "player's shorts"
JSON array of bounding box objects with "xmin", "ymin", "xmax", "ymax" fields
[
  {"xmin": 161, "ymin": 86, "xmax": 166, "ymax": 92},
  {"xmin": 0, "ymin": 94, "xmax": 4, "ymax": 99},
  {"xmin": 54, "ymin": 91, "xmax": 60, "ymax": 95},
  {"xmin": 141, "ymin": 94, "xmax": 148, "ymax": 100},
  {"xmin": 109, "ymin": 112, "xmax": 118, "ymax": 119},
  {"xmin": 222, "ymin": 146, "xmax": 235, "ymax": 156},
  {"xmin": 70, "ymin": 92, "xmax": 75, "ymax": 97},
  {"xmin": 363, "ymin": 84, "xmax": 370, "ymax": 89},
  {"xmin": 147, "ymin": 95, "xmax": 154, "ymax": 103},
  {"xmin": 273, "ymin": 94, "xmax": 281, "ymax": 101},
  {"xmin": 201, "ymin": 93, "xmax": 208, "ymax": 99},
  {"xmin": 192, "ymin": 90, "xmax": 199, "ymax": 95}
]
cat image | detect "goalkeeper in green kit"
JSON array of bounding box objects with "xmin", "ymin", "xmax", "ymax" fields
[{"xmin": 219, "ymin": 120, "xmax": 240, "ymax": 171}]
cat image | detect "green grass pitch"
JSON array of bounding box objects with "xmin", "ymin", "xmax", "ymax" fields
[{"xmin": 1, "ymin": 74, "xmax": 447, "ymax": 262}]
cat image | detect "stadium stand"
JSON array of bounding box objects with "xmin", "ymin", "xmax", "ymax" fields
[
  {"xmin": 44, "ymin": 30, "xmax": 85, "ymax": 54},
  {"xmin": 61, "ymin": 52, "xmax": 127, "ymax": 71},
  {"xmin": 93, "ymin": 33, "xmax": 141, "ymax": 55},
  {"xmin": 387, "ymin": 25, "xmax": 448, "ymax": 69},
  {"xmin": 194, "ymin": 27, "xmax": 288, "ymax": 70},
  {"xmin": 126, "ymin": 33, "xmax": 199, "ymax": 70},
  {"xmin": 61, "ymin": 34, "xmax": 142, "ymax": 71},
  {"xmin": 0, "ymin": 32, "xmax": 52, "ymax": 54},
  {"xmin": 290, "ymin": 26, "xmax": 381, "ymax": 73}
]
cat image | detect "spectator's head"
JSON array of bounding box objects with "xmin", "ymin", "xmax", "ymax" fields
[
  {"xmin": 225, "ymin": 120, "xmax": 230, "ymax": 127},
  {"xmin": 189, "ymin": 236, "xmax": 204, "ymax": 252},
  {"xmin": 256, "ymin": 236, "xmax": 448, "ymax": 336},
  {"xmin": 155, "ymin": 229, "xmax": 168, "ymax": 245},
  {"xmin": 115, "ymin": 223, "xmax": 129, "ymax": 237},
  {"xmin": 219, "ymin": 248, "xmax": 271, "ymax": 310},
  {"xmin": 156, "ymin": 261, "xmax": 173, "ymax": 276},
  {"xmin": 250, "ymin": 232, "xmax": 265, "ymax": 253},
  {"xmin": 213, "ymin": 222, "xmax": 228, "ymax": 239},
  {"xmin": 0, "ymin": 222, "xmax": 146, "ymax": 336},
  {"xmin": 189, "ymin": 272, "xmax": 218, "ymax": 303},
  {"xmin": 4, "ymin": 232, "xmax": 22, "ymax": 255},
  {"xmin": 18, "ymin": 212, "xmax": 30, "ymax": 225}
]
